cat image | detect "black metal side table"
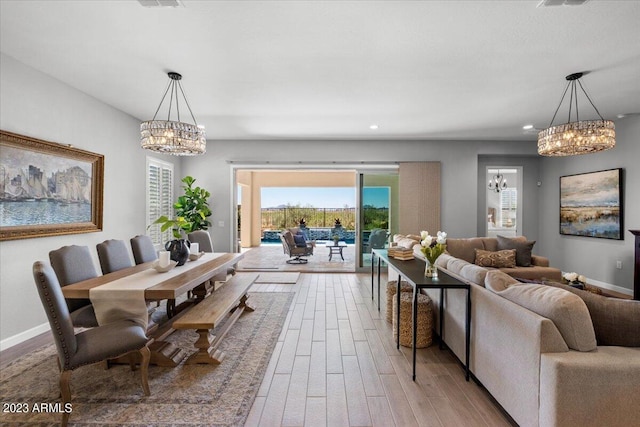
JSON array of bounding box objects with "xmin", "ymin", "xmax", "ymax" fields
[{"xmin": 372, "ymin": 249, "xmax": 471, "ymax": 381}]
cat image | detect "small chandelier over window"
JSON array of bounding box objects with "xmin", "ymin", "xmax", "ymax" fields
[
  {"xmin": 140, "ymin": 72, "xmax": 206, "ymax": 156},
  {"xmin": 537, "ymin": 72, "xmax": 615, "ymax": 156},
  {"xmin": 488, "ymin": 171, "xmax": 508, "ymax": 193}
]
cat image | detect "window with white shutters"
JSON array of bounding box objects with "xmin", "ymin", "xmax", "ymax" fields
[
  {"xmin": 500, "ymin": 188, "xmax": 517, "ymax": 228},
  {"xmin": 146, "ymin": 157, "xmax": 174, "ymax": 245}
]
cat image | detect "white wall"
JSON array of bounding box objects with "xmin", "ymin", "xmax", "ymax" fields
[
  {"xmin": 0, "ymin": 54, "xmax": 181, "ymax": 346},
  {"xmin": 537, "ymin": 115, "xmax": 640, "ymax": 295}
]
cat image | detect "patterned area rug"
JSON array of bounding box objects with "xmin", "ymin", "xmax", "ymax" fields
[{"xmin": 0, "ymin": 292, "xmax": 293, "ymax": 426}]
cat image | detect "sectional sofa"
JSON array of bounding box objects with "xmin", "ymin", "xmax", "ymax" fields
[
  {"xmin": 389, "ymin": 235, "xmax": 640, "ymax": 427},
  {"xmin": 393, "ymin": 234, "xmax": 563, "ymax": 282}
]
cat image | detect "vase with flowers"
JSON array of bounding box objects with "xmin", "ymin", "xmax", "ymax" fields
[
  {"xmin": 562, "ymin": 272, "xmax": 586, "ymax": 289},
  {"xmin": 420, "ymin": 230, "xmax": 447, "ymax": 278}
]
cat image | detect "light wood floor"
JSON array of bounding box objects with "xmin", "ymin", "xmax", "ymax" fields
[
  {"xmin": 246, "ymin": 273, "xmax": 515, "ymax": 427},
  {"xmin": 1, "ymin": 272, "xmax": 516, "ymax": 426}
]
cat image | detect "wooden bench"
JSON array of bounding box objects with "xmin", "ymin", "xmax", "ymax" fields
[{"xmin": 173, "ymin": 273, "xmax": 257, "ymax": 365}]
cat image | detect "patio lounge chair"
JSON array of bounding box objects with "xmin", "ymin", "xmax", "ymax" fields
[
  {"xmin": 363, "ymin": 228, "xmax": 388, "ymax": 253},
  {"xmin": 280, "ymin": 230, "xmax": 314, "ymax": 264}
]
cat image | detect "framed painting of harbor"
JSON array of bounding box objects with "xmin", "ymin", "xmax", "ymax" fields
[
  {"xmin": 560, "ymin": 168, "xmax": 623, "ymax": 240},
  {"xmin": 0, "ymin": 130, "xmax": 104, "ymax": 241}
]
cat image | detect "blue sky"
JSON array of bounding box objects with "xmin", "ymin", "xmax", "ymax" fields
[{"xmin": 255, "ymin": 187, "xmax": 390, "ymax": 208}]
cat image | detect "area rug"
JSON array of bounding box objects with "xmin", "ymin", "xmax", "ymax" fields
[
  {"xmin": 254, "ymin": 272, "xmax": 300, "ymax": 284},
  {"xmin": 0, "ymin": 292, "xmax": 293, "ymax": 426}
]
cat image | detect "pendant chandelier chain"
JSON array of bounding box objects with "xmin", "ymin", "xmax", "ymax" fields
[
  {"xmin": 150, "ymin": 74, "xmax": 198, "ymax": 126},
  {"xmin": 576, "ymin": 79, "xmax": 605, "ymax": 121},
  {"xmin": 547, "ymin": 74, "xmax": 606, "ymax": 128}
]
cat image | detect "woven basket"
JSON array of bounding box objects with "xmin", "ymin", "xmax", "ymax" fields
[
  {"xmin": 386, "ymin": 280, "xmax": 413, "ymax": 323},
  {"xmin": 392, "ymin": 292, "xmax": 433, "ymax": 348}
]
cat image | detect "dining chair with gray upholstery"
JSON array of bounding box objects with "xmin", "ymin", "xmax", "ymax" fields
[
  {"xmin": 187, "ymin": 230, "xmax": 235, "ymax": 297},
  {"xmin": 187, "ymin": 230, "xmax": 214, "ymax": 252},
  {"xmin": 33, "ymin": 261, "xmax": 151, "ymax": 427},
  {"xmin": 130, "ymin": 235, "xmax": 158, "ymax": 265},
  {"xmin": 49, "ymin": 245, "xmax": 100, "ymax": 328},
  {"xmin": 97, "ymin": 239, "xmax": 134, "ymax": 274}
]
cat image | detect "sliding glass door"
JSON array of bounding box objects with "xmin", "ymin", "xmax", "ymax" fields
[{"xmin": 356, "ymin": 171, "xmax": 398, "ymax": 271}]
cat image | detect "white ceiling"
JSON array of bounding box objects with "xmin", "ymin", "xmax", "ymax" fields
[{"xmin": 1, "ymin": 0, "xmax": 639, "ymax": 142}]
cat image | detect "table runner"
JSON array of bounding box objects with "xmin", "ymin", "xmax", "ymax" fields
[{"xmin": 90, "ymin": 254, "xmax": 217, "ymax": 329}]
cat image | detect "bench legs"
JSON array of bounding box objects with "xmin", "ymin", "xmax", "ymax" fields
[{"xmin": 184, "ymin": 293, "xmax": 255, "ymax": 365}]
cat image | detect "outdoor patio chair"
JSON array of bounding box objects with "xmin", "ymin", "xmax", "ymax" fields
[
  {"xmin": 363, "ymin": 228, "xmax": 388, "ymax": 253},
  {"xmin": 280, "ymin": 230, "xmax": 314, "ymax": 264}
]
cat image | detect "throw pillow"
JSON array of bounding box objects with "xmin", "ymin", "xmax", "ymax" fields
[
  {"xmin": 544, "ymin": 281, "xmax": 640, "ymax": 347},
  {"xmin": 293, "ymin": 234, "xmax": 307, "ymax": 247},
  {"xmin": 496, "ymin": 235, "xmax": 535, "ymax": 267},
  {"xmin": 474, "ymin": 249, "xmax": 516, "ymax": 268},
  {"xmin": 489, "ymin": 279, "xmax": 597, "ymax": 352},
  {"xmin": 298, "ymin": 229, "xmax": 310, "ymax": 241}
]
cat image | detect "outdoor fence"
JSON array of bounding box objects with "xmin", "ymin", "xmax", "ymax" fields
[
  {"xmin": 260, "ymin": 206, "xmax": 389, "ymax": 231},
  {"xmin": 261, "ymin": 207, "xmax": 357, "ymax": 230}
]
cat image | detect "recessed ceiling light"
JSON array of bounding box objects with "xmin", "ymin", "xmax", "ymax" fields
[
  {"xmin": 522, "ymin": 124, "xmax": 534, "ymax": 130},
  {"xmin": 138, "ymin": 0, "xmax": 184, "ymax": 7},
  {"xmin": 369, "ymin": 124, "xmax": 379, "ymax": 130}
]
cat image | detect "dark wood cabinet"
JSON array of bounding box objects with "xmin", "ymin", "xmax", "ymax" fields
[{"xmin": 631, "ymin": 230, "xmax": 640, "ymax": 300}]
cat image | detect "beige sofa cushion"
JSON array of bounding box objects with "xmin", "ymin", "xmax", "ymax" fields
[
  {"xmin": 484, "ymin": 269, "xmax": 520, "ymax": 292},
  {"xmin": 435, "ymin": 253, "xmax": 454, "ymax": 268},
  {"xmin": 545, "ymin": 281, "xmax": 640, "ymax": 347},
  {"xmin": 446, "ymin": 238, "xmax": 484, "ymax": 263},
  {"xmin": 500, "ymin": 266, "xmax": 563, "ymax": 282},
  {"xmin": 540, "ymin": 347, "xmax": 640, "ymax": 427},
  {"xmin": 487, "ymin": 274, "xmax": 597, "ymax": 352},
  {"xmin": 460, "ymin": 263, "xmax": 488, "ymax": 285},
  {"xmin": 475, "ymin": 248, "xmax": 516, "ymax": 268},
  {"xmin": 447, "ymin": 258, "xmax": 470, "ymax": 276}
]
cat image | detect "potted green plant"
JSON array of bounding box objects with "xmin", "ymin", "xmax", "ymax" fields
[
  {"xmin": 174, "ymin": 176, "xmax": 212, "ymax": 231},
  {"xmin": 149, "ymin": 215, "xmax": 191, "ymax": 265},
  {"xmin": 151, "ymin": 215, "xmax": 191, "ymax": 239},
  {"xmin": 149, "ymin": 176, "xmax": 212, "ymax": 265}
]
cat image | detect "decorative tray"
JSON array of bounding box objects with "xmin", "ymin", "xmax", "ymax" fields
[
  {"xmin": 152, "ymin": 260, "xmax": 178, "ymax": 273},
  {"xmin": 189, "ymin": 251, "xmax": 205, "ymax": 261}
]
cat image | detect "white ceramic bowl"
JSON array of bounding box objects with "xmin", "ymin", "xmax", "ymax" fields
[
  {"xmin": 189, "ymin": 251, "xmax": 205, "ymax": 261},
  {"xmin": 152, "ymin": 260, "xmax": 178, "ymax": 273}
]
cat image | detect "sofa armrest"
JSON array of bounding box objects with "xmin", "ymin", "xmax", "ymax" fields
[
  {"xmin": 531, "ymin": 255, "xmax": 550, "ymax": 267},
  {"xmin": 540, "ymin": 346, "xmax": 640, "ymax": 427}
]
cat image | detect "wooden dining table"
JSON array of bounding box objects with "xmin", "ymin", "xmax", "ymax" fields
[{"xmin": 61, "ymin": 252, "xmax": 244, "ymax": 366}]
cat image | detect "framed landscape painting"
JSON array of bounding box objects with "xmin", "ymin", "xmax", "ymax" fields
[
  {"xmin": 560, "ymin": 168, "xmax": 623, "ymax": 240},
  {"xmin": 0, "ymin": 130, "xmax": 104, "ymax": 241}
]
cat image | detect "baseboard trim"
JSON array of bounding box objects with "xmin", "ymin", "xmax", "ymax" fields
[
  {"xmin": 586, "ymin": 277, "xmax": 633, "ymax": 296},
  {"xmin": 0, "ymin": 322, "xmax": 50, "ymax": 352}
]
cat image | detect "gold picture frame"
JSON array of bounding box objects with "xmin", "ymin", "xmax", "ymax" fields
[{"xmin": 0, "ymin": 130, "xmax": 104, "ymax": 241}]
